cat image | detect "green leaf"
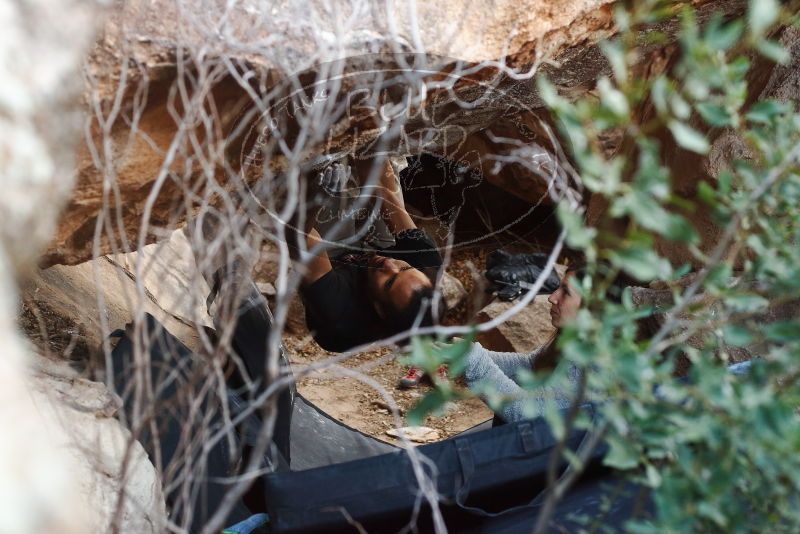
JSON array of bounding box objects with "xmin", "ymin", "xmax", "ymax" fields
[
  {"xmin": 600, "ymin": 40, "xmax": 628, "ymax": 82},
  {"xmin": 536, "ymin": 75, "xmax": 562, "ymax": 108},
  {"xmin": 439, "ymin": 334, "xmax": 474, "ymax": 377},
  {"xmin": 610, "ymin": 246, "xmax": 673, "ymax": 281},
  {"xmin": 646, "ymin": 463, "xmax": 663, "ymax": 488},
  {"xmin": 406, "ymin": 389, "xmax": 447, "ymax": 426},
  {"xmin": 697, "ymin": 181, "xmax": 718, "ymax": 206},
  {"xmin": 562, "ymin": 337, "xmax": 597, "ymax": 366},
  {"xmin": 764, "ymin": 321, "xmax": 800, "ymax": 342},
  {"xmin": 615, "ymin": 192, "xmax": 698, "ymax": 244},
  {"xmin": 598, "ymin": 77, "xmax": 630, "ymax": 117},
  {"xmin": 651, "ymin": 76, "xmax": 669, "ymax": 115},
  {"xmin": 726, "ymin": 294, "xmax": 769, "ymax": 313},
  {"xmin": 403, "ymin": 336, "xmax": 437, "ymax": 373},
  {"xmin": 697, "ymin": 103, "xmax": 734, "ymax": 127},
  {"xmin": 668, "ymin": 120, "xmax": 710, "ymax": 154},
  {"xmin": 672, "ymin": 263, "xmax": 692, "ymax": 281},
  {"xmin": 670, "ymin": 94, "xmax": 692, "ymax": 120},
  {"xmin": 746, "ymin": 100, "xmax": 788, "ymax": 124},
  {"xmin": 717, "ymin": 170, "xmax": 733, "ymax": 195},
  {"xmin": 729, "ymin": 56, "xmax": 751, "ymax": 79},
  {"xmin": 755, "ymin": 38, "xmax": 790, "ymax": 64},
  {"xmin": 543, "ymin": 402, "xmax": 566, "ymax": 440},
  {"xmin": 562, "ymin": 448, "xmax": 585, "ymax": 472},
  {"xmin": 662, "ymin": 213, "xmax": 699, "ymax": 244},
  {"xmin": 705, "ymin": 16, "xmax": 744, "ymax": 51},
  {"xmin": 698, "ymin": 501, "xmax": 729, "ymax": 528},
  {"xmin": 705, "ymin": 263, "xmax": 733, "ymax": 289},
  {"xmin": 723, "ymin": 325, "xmax": 753, "ymax": 347},
  {"xmin": 557, "ymin": 203, "xmax": 596, "ymax": 249},
  {"xmin": 632, "ymin": 138, "xmax": 670, "ymax": 198},
  {"xmin": 748, "ymin": 0, "xmax": 780, "ymax": 38},
  {"xmin": 604, "ymin": 435, "xmax": 639, "ymax": 470}
]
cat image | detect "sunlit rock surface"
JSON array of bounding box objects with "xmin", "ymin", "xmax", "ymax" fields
[{"xmin": 45, "ymin": 0, "xmax": 623, "ymax": 265}]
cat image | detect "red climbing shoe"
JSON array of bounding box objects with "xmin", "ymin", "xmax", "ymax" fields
[
  {"xmin": 398, "ymin": 367, "xmax": 424, "ymax": 388},
  {"xmin": 435, "ymin": 364, "xmax": 449, "ymax": 384}
]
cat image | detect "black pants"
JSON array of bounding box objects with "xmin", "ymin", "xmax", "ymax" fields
[{"xmin": 110, "ymin": 288, "xmax": 293, "ymax": 530}]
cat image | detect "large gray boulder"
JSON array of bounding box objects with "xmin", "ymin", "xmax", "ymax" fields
[{"xmin": 27, "ymin": 354, "xmax": 166, "ymax": 532}]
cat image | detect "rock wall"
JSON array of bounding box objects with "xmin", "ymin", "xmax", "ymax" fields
[
  {"xmin": 45, "ymin": 0, "xmax": 625, "ymax": 265},
  {"xmin": 587, "ymin": 24, "xmax": 799, "ymax": 268},
  {"xmin": 45, "ymin": 0, "xmax": 760, "ymax": 267}
]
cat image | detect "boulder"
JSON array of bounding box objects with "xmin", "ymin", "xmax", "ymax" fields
[
  {"xmin": 439, "ymin": 272, "xmax": 468, "ymax": 311},
  {"xmin": 43, "ymin": 0, "xmax": 754, "ymax": 266},
  {"xmin": 474, "ymin": 261, "xmax": 565, "ymax": 352},
  {"xmin": 475, "ymin": 294, "xmax": 556, "ymax": 354},
  {"xmin": 21, "ymin": 238, "xmax": 209, "ymax": 361},
  {"xmin": 631, "ymin": 285, "xmax": 800, "ymax": 364},
  {"xmin": 27, "ymin": 353, "xmax": 166, "ymax": 532},
  {"xmin": 112, "ymin": 228, "xmax": 213, "ymax": 328},
  {"xmin": 588, "ymin": 26, "xmax": 800, "ymax": 268}
]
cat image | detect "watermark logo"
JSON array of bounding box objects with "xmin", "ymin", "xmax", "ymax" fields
[{"xmin": 228, "ymin": 54, "xmax": 576, "ymax": 263}]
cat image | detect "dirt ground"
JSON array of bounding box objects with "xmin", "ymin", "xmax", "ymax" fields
[{"xmin": 286, "ymin": 335, "xmax": 493, "ymax": 445}]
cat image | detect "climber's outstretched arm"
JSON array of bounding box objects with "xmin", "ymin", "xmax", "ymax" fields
[
  {"xmin": 355, "ymin": 158, "xmax": 416, "ymax": 234},
  {"xmin": 292, "ymin": 163, "xmax": 362, "ymax": 286},
  {"xmin": 300, "ymin": 227, "xmax": 332, "ymax": 285}
]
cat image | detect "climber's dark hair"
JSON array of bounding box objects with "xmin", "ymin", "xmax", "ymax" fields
[{"xmin": 381, "ymin": 285, "xmax": 437, "ymax": 334}]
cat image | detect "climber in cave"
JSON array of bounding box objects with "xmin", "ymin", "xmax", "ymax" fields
[{"xmin": 295, "ymin": 157, "xmax": 444, "ymax": 354}]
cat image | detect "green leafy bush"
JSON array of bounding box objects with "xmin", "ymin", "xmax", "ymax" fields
[{"xmin": 410, "ymin": 1, "xmax": 800, "ymax": 531}]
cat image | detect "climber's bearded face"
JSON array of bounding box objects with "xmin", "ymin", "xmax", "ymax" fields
[
  {"xmin": 547, "ymin": 271, "xmax": 582, "ymax": 328},
  {"xmin": 366, "ymin": 255, "xmax": 431, "ymax": 316}
]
